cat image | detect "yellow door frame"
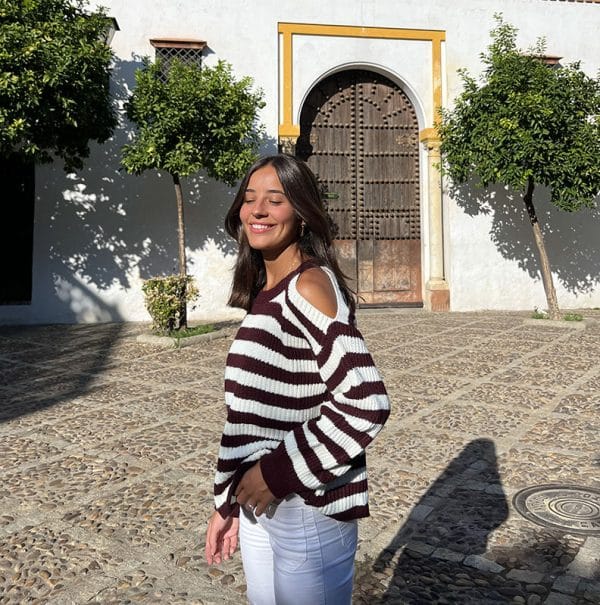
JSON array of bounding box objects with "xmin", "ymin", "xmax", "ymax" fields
[
  {"xmin": 278, "ymin": 22, "xmax": 451, "ymax": 311},
  {"xmin": 277, "ymin": 22, "xmax": 446, "ymax": 140}
]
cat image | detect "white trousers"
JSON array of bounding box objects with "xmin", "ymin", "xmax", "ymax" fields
[{"xmin": 239, "ymin": 495, "xmax": 358, "ymax": 605}]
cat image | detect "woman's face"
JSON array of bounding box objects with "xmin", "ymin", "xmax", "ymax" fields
[{"xmin": 239, "ymin": 165, "xmax": 300, "ymax": 257}]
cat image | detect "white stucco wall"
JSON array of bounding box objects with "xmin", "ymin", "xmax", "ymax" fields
[
  {"xmin": 440, "ymin": 0, "xmax": 600, "ymax": 312},
  {"xmin": 1, "ymin": 0, "xmax": 598, "ymax": 324}
]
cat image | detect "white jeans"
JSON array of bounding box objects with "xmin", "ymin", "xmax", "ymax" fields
[{"xmin": 239, "ymin": 495, "xmax": 358, "ymax": 605}]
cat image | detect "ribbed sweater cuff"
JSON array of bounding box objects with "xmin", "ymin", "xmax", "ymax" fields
[{"xmin": 260, "ymin": 449, "xmax": 301, "ymax": 499}]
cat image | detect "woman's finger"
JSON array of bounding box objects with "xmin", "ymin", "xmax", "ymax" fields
[
  {"xmin": 221, "ymin": 534, "xmax": 231, "ymax": 560},
  {"xmin": 229, "ymin": 533, "xmax": 238, "ymax": 556}
]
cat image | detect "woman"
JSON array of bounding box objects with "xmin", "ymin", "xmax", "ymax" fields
[{"xmin": 205, "ymin": 154, "xmax": 390, "ymax": 604}]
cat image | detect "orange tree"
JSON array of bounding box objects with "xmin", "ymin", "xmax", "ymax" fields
[
  {"xmin": 438, "ymin": 16, "xmax": 600, "ymax": 320},
  {"xmin": 121, "ymin": 58, "xmax": 265, "ymax": 329},
  {"xmin": 0, "ymin": 0, "xmax": 116, "ymax": 170}
]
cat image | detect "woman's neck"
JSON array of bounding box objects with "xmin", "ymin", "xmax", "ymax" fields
[{"xmin": 263, "ymin": 245, "xmax": 303, "ymax": 290}]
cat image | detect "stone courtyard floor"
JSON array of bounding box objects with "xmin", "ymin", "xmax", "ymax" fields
[{"xmin": 1, "ymin": 309, "xmax": 599, "ymax": 604}]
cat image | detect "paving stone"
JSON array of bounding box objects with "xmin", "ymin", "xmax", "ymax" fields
[
  {"xmin": 61, "ymin": 477, "xmax": 211, "ymax": 549},
  {"xmin": 553, "ymin": 393, "xmax": 599, "ymax": 417},
  {"xmin": 521, "ymin": 417, "xmax": 600, "ymax": 454},
  {"xmin": 0, "ymin": 525, "xmax": 123, "ymax": 604},
  {"xmin": 418, "ymin": 357, "xmax": 497, "ymax": 379},
  {"xmin": 506, "ymin": 569, "xmax": 545, "ymax": 583},
  {"xmin": 0, "ymin": 311, "xmax": 598, "ymax": 603},
  {"xmin": 405, "ymin": 541, "xmax": 436, "ymax": 555},
  {"xmin": 463, "ymin": 554, "xmax": 505, "ymax": 573},
  {"xmin": 112, "ymin": 421, "xmax": 214, "ymax": 464},
  {"xmin": 0, "ymin": 454, "xmax": 146, "ymax": 510},
  {"xmin": 493, "ymin": 368, "xmax": 585, "ymax": 390},
  {"xmin": 552, "ymin": 574, "xmax": 580, "ymax": 595},
  {"xmin": 566, "ymin": 537, "xmax": 600, "ymax": 580},
  {"xmin": 431, "ymin": 547, "xmax": 466, "ymax": 562},
  {"xmin": 460, "ymin": 382, "xmax": 557, "ymax": 411},
  {"xmin": 580, "ymin": 579, "xmax": 600, "ymax": 602},
  {"xmin": 121, "ymin": 388, "xmax": 224, "ymax": 417},
  {"xmin": 37, "ymin": 407, "xmax": 146, "ymax": 447},
  {"xmin": 367, "ymin": 426, "xmax": 492, "ymax": 475},
  {"xmin": 577, "ymin": 374, "xmax": 600, "ymax": 396},
  {"xmin": 386, "ymin": 371, "xmax": 469, "ymax": 398},
  {"xmin": 490, "ymin": 448, "xmax": 600, "ymax": 490},
  {"xmin": 418, "ymin": 401, "xmax": 531, "ymax": 438},
  {"xmin": 409, "ymin": 504, "xmax": 435, "ymax": 522},
  {"xmin": 543, "ymin": 591, "xmax": 577, "ymax": 605},
  {"xmin": 376, "ymin": 388, "xmax": 440, "ymax": 419},
  {"xmin": 0, "ymin": 436, "xmax": 62, "ymax": 471}
]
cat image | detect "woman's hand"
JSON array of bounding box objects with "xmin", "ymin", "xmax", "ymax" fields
[
  {"xmin": 234, "ymin": 461, "xmax": 275, "ymax": 517},
  {"xmin": 205, "ymin": 510, "xmax": 239, "ymax": 565}
]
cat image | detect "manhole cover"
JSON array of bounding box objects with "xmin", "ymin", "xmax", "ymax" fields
[{"xmin": 513, "ymin": 485, "xmax": 600, "ymax": 535}]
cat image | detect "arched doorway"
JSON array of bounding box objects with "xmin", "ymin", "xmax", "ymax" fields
[{"xmin": 297, "ymin": 69, "xmax": 422, "ymax": 306}]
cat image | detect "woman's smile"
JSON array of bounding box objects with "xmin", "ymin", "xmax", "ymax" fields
[{"xmin": 248, "ymin": 222, "xmax": 275, "ymax": 233}]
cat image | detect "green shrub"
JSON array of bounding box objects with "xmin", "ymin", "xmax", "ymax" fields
[{"xmin": 142, "ymin": 275, "xmax": 199, "ymax": 335}]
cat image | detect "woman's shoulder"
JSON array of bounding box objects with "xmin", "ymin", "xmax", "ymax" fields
[{"xmin": 295, "ymin": 265, "xmax": 338, "ymax": 319}]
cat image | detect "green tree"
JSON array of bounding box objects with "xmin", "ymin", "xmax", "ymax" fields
[
  {"xmin": 0, "ymin": 0, "xmax": 116, "ymax": 170},
  {"xmin": 438, "ymin": 15, "xmax": 600, "ymax": 320},
  {"xmin": 121, "ymin": 57, "xmax": 265, "ymax": 328}
]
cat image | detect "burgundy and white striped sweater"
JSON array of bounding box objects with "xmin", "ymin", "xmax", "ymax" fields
[{"xmin": 214, "ymin": 262, "xmax": 390, "ymax": 521}]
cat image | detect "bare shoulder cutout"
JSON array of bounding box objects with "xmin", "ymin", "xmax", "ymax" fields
[{"xmin": 296, "ymin": 267, "xmax": 338, "ymax": 319}]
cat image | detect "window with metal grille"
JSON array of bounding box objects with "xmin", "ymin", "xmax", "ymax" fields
[{"xmin": 149, "ymin": 39, "xmax": 207, "ymax": 77}]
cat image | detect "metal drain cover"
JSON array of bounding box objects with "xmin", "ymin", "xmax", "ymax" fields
[{"xmin": 513, "ymin": 485, "xmax": 600, "ymax": 535}]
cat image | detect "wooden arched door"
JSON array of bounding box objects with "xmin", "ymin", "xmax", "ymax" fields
[{"xmin": 297, "ymin": 69, "xmax": 422, "ymax": 306}]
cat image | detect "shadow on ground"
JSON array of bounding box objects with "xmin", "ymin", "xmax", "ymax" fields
[
  {"xmin": 0, "ymin": 322, "xmax": 128, "ymax": 423},
  {"xmin": 354, "ymin": 438, "xmax": 591, "ymax": 604}
]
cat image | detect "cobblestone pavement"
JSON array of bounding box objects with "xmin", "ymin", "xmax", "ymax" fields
[{"xmin": 1, "ymin": 310, "xmax": 599, "ymax": 604}]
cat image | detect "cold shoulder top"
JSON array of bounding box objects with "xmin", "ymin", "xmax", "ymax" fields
[{"xmin": 213, "ymin": 261, "xmax": 390, "ymax": 521}]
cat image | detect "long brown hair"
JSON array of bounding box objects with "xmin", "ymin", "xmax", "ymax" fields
[{"xmin": 225, "ymin": 154, "xmax": 355, "ymax": 314}]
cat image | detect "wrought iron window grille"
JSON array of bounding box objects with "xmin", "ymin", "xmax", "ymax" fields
[{"xmin": 149, "ymin": 39, "xmax": 207, "ymax": 79}]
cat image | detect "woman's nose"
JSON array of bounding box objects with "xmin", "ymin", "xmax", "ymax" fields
[{"xmin": 251, "ymin": 199, "xmax": 268, "ymax": 216}]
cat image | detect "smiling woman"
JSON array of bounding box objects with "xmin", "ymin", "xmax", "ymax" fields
[
  {"xmin": 204, "ymin": 154, "xmax": 390, "ymax": 605},
  {"xmin": 223, "ymin": 154, "xmax": 354, "ymax": 312}
]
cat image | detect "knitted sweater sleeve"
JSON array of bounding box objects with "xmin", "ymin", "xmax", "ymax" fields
[{"xmin": 259, "ymin": 270, "xmax": 390, "ymax": 499}]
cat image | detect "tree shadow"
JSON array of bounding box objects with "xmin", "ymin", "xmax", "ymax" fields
[
  {"xmin": 448, "ymin": 180, "xmax": 600, "ymax": 295},
  {"xmin": 34, "ymin": 55, "xmax": 275, "ymax": 323},
  {"xmin": 359, "ymin": 438, "xmax": 510, "ymax": 604},
  {"xmin": 1, "ymin": 53, "xmax": 275, "ymax": 416},
  {"xmin": 0, "ymin": 290, "xmax": 129, "ymax": 423}
]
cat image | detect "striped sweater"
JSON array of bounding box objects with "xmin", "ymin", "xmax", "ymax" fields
[{"xmin": 214, "ymin": 261, "xmax": 390, "ymax": 521}]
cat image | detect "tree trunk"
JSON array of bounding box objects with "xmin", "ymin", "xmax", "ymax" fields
[
  {"xmin": 523, "ymin": 177, "xmax": 561, "ymax": 320},
  {"xmin": 172, "ymin": 173, "xmax": 188, "ymax": 329}
]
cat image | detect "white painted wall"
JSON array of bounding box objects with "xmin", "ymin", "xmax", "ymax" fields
[{"xmin": 1, "ymin": 0, "xmax": 598, "ymax": 324}]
